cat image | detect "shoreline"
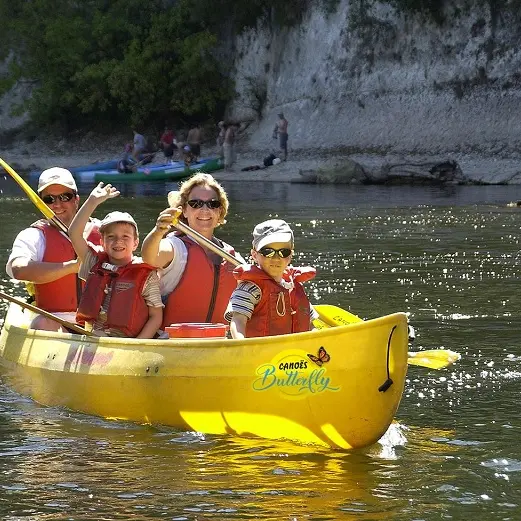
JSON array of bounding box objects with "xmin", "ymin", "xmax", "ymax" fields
[{"xmin": 2, "ymin": 135, "xmax": 521, "ymax": 185}]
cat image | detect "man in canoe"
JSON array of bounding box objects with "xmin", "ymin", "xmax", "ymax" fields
[
  {"xmin": 227, "ymin": 219, "xmax": 316, "ymax": 339},
  {"xmin": 5, "ymin": 167, "xmax": 101, "ymax": 331},
  {"xmin": 69, "ymin": 183, "xmax": 163, "ymax": 338},
  {"xmin": 142, "ymin": 173, "xmax": 245, "ymax": 329}
]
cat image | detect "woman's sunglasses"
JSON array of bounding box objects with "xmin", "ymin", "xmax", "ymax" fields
[
  {"xmin": 187, "ymin": 199, "xmax": 221, "ymax": 209},
  {"xmin": 258, "ymin": 247, "xmax": 293, "ymax": 259},
  {"xmin": 42, "ymin": 192, "xmax": 76, "ymax": 204}
]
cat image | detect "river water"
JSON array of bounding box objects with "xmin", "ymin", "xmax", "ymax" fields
[{"xmin": 1, "ymin": 176, "xmax": 521, "ymax": 520}]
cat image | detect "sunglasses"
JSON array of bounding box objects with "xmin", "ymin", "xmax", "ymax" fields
[
  {"xmin": 258, "ymin": 247, "xmax": 293, "ymax": 259},
  {"xmin": 42, "ymin": 192, "xmax": 76, "ymax": 204},
  {"xmin": 187, "ymin": 199, "xmax": 221, "ymax": 209}
]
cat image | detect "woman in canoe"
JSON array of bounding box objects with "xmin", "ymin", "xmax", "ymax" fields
[{"xmin": 141, "ymin": 173, "xmax": 244, "ymax": 329}]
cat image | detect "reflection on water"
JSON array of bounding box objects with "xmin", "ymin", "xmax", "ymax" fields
[
  {"xmin": 2, "ymin": 177, "xmax": 521, "ymax": 519},
  {"xmin": 0, "ymin": 389, "xmax": 406, "ymax": 520}
]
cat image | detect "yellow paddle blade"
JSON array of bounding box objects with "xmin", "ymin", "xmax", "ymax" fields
[
  {"xmin": 314, "ymin": 304, "xmax": 362, "ymax": 326},
  {"xmin": 313, "ymin": 304, "xmax": 461, "ymax": 370},
  {"xmin": 0, "ymin": 157, "xmax": 54, "ymax": 220},
  {"xmin": 312, "ymin": 317, "xmax": 329, "ymax": 330},
  {"xmin": 407, "ymin": 349, "xmax": 461, "ymax": 370}
]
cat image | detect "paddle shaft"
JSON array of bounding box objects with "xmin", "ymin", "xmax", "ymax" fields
[
  {"xmin": 0, "ymin": 157, "xmax": 68, "ymax": 234},
  {"xmin": 173, "ymin": 220, "xmax": 240, "ymax": 266},
  {"xmin": 0, "ymin": 291, "xmax": 92, "ymax": 336}
]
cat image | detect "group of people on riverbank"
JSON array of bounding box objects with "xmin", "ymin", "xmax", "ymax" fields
[
  {"xmin": 5, "ymin": 165, "xmax": 313, "ymax": 340},
  {"xmin": 120, "ymin": 125, "xmax": 203, "ymax": 173},
  {"xmin": 125, "ymin": 113, "xmax": 289, "ymax": 174}
]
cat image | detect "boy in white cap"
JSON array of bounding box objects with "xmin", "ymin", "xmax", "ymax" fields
[
  {"xmin": 227, "ymin": 219, "xmax": 316, "ymax": 339},
  {"xmin": 69, "ymin": 182, "xmax": 163, "ymax": 338},
  {"xmin": 6, "ymin": 167, "xmax": 101, "ymax": 331}
]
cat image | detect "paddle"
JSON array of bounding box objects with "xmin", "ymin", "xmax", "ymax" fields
[
  {"xmin": 314, "ymin": 304, "xmax": 461, "ymax": 370},
  {"xmin": 0, "ymin": 157, "xmax": 68, "ymax": 234},
  {"xmin": 0, "ymin": 290, "xmax": 93, "ymax": 336}
]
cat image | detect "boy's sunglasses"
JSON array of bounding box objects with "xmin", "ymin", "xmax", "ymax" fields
[
  {"xmin": 258, "ymin": 247, "xmax": 293, "ymax": 259},
  {"xmin": 187, "ymin": 199, "xmax": 221, "ymax": 209},
  {"xmin": 42, "ymin": 192, "xmax": 76, "ymax": 204}
]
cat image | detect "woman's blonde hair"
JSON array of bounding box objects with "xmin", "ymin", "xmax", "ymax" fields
[{"xmin": 170, "ymin": 173, "xmax": 229, "ymax": 226}]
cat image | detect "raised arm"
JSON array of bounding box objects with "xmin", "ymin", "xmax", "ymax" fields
[
  {"xmin": 141, "ymin": 208, "xmax": 180, "ymax": 268},
  {"xmin": 69, "ymin": 183, "xmax": 119, "ymax": 261}
]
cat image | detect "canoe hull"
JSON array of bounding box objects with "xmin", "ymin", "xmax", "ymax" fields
[
  {"xmin": 0, "ymin": 304, "xmax": 409, "ymax": 449},
  {"xmin": 94, "ymin": 157, "xmax": 223, "ymax": 183}
]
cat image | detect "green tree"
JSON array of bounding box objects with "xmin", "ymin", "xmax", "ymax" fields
[{"xmin": 0, "ymin": 0, "xmax": 232, "ymax": 130}]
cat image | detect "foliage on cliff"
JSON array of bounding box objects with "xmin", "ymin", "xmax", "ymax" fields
[{"xmin": 0, "ymin": 0, "xmax": 234, "ymax": 130}]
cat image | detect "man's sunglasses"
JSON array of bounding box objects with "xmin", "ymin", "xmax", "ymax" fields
[
  {"xmin": 187, "ymin": 199, "xmax": 221, "ymax": 209},
  {"xmin": 258, "ymin": 247, "xmax": 293, "ymax": 259},
  {"xmin": 42, "ymin": 192, "xmax": 76, "ymax": 204}
]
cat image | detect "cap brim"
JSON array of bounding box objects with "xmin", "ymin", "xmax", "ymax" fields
[{"xmin": 256, "ymin": 232, "xmax": 293, "ymax": 250}]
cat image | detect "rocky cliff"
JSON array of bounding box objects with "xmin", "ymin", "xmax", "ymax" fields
[{"xmin": 230, "ymin": 0, "xmax": 521, "ymax": 156}]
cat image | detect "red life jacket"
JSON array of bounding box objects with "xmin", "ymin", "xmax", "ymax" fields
[
  {"xmin": 76, "ymin": 249, "xmax": 155, "ymax": 337},
  {"xmin": 31, "ymin": 219, "xmax": 101, "ymax": 313},
  {"xmin": 233, "ymin": 264, "xmax": 316, "ymax": 338},
  {"xmin": 162, "ymin": 235, "xmax": 238, "ymax": 328}
]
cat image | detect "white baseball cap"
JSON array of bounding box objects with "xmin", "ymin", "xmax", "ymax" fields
[
  {"xmin": 252, "ymin": 219, "xmax": 294, "ymax": 251},
  {"xmin": 99, "ymin": 211, "xmax": 138, "ymax": 234},
  {"xmin": 37, "ymin": 167, "xmax": 78, "ymax": 193}
]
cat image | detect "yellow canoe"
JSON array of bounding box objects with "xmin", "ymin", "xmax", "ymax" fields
[{"xmin": 0, "ymin": 303, "xmax": 409, "ymax": 449}]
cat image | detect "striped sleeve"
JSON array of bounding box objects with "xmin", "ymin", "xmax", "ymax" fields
[
  {"xmin": 224, "ymin": 281, "xmax": 262, "ymax": 322},
  {"xmin": 142, "ymin": 271, "xmax": 164, "ymax": 308}
]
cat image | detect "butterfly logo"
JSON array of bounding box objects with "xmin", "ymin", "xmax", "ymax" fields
[{"xmin": 307, "ymin": 346, "xmax": 331, "ymax": 367}]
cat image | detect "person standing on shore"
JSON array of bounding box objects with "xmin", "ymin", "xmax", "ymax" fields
[
  {"xmin": 273, "ymin": 113, "xmax": 288, "ymax": 161},
  {"xmin": 223, "ymin": 122, "xmax": 237, "ymax": 170},
  {"xmin": 159, "ymin": 125, "xmax": 176, "ymax": 161},
  {"xmin": 216, "ymin": 121, "xmax": 225, "ymax": 159},
  {"xmin": 132, "ymin": 129, "xmax": 147, "ymax": 161},
  {"xmin": 5, "ymin": 167, "xmax": 101, "ymax": 331},
  {"xmin": 187, "ymin": 124, "xmax": 202, "ymax": 160}
]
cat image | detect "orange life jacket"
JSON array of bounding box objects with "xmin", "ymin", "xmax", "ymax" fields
[
  {"xmin": 162, "ymin": 235, "xmax": 238, "ymax": 328},
  {"xmin": 76, "ymin": 249, "xmax": 155, "ymax": 337},
  {"xmin": 233, "ymin": 264, "xmax": 316, "ymax": 338},
  {"xmin": 31, "ymin": 219, "xmax": 101, "ymax": 313}
]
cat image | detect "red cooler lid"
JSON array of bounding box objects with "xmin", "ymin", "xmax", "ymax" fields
[{"xmin": 165, "ymin": 322, "xmax": 227, "ymax": 338}]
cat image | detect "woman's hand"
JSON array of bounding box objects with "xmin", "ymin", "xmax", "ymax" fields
[{"xmin": 154, "ymin": 207, "xmax": 182, "ymax": 233}]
